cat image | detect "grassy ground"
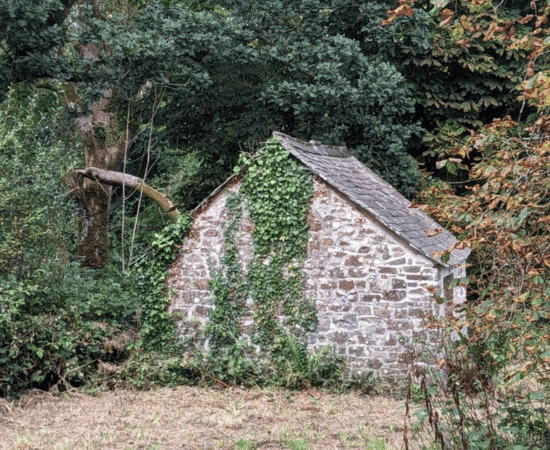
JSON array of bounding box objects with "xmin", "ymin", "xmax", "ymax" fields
[{"xmin": 0, "ymin": 386, "xmax": 407, "ymax": 450}]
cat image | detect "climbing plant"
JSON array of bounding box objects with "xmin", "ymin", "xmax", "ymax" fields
[
  {"xmin": 203, "ymin": 138, "xmax": 336, "ymax": 386},
  {"xmin": 241, "ymin": 140, "xmax": 316, "ymax": 348},
  {"xmin": 134, "ymin": 213, "xmax": 193, "ymax": 350},
  {"xmin": 207, "ymin": 192, "xmax": 248, "ymax": 350}
]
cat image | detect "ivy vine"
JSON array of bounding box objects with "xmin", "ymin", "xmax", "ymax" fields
[
  {"xmin": 241, "ymin": 140, "xmax": 316, "ymax": 348},
  {"xmin": 240, "ymin": 140, "xmax": 312, "ymax": 258},
  {"xmin": 206, "ymin": 192, "xmax": 248, "ymax": 349},
  {"xmin": 205, "ymin": 138, "xmax": 321, "ymax": 382},
  {"xmin": 134, "ymin": 213, "xmax": 192, "ymax": 350}
]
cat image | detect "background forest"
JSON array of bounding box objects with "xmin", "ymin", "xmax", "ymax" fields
[{"xmin": 1, "ymin": 0, "xmax": 550, "ymax": 448}]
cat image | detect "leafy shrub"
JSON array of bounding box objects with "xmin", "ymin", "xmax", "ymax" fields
[
  {"xmin": 113, "ymin": 348, "xmax": 201, "ymax": 390},
  {"xmin": 406, "ymin": 8, "xmax": 550, "ymax": 445},
  {"xmin": 0, "ymin": 85, "xmax": 143, "ymax": 397},
  {"xmin": 337, "ymin": 371, "xmax": 387, "ymax": 397},
  {"xmin": 0, "ymin": 261, "xmax": 145, "ymax": 395},
  {"xmin": 271, "ymin": 336, "xmax": 343, "ymax": 389}
]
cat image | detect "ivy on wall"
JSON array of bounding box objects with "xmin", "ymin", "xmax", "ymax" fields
[
  {"xmin": 205, "ymin": 138, "xmax": 330, "ymax": 384},
  {"xmin": 135, "ymin": 214, "xmax": 193, "ymax": 350},
  {"xmin": 241, "ymin": 140, "xmax": 316, "ymax": 347},
  {"xmin": 207, "ymin": 192, "xmax": 248, "ymax": 350}
]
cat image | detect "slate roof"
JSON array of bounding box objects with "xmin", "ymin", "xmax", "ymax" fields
[{"xmin": 274, "ymin": 132, "xmax": 470, "ymax": 267}]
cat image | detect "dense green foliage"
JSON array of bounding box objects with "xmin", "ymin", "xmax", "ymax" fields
[
  {"xmin": 0, "ymin": 84, "xmax": 77, "ymax": 279},
  {"xmin": 0, "ymin": 0, "xmax": 78, "ymax": 102},
  {"xmin": 135, "ymin": 213, "xmax": 192, "ymax": 349},
  {"xmin": 51, "ymin": 0, "xmax": 421, "ymax": 198},
  {"xmin": 0, "ymin": 86, "xmax": 138, "ymax": 396},
  {"xmin": 242, "ymin": 141, "xmax": 316, "ymax": 347},
  {"xmin": 347, "ymin": 0, "xmax": 547, "ymax": 171},
  {"xmin": 0, "ymin": 83, "xmax": 194, "ymax": 396},
  {"xmin": 396, "ymin": 0, "xmax": 536, "ymax": 155}
]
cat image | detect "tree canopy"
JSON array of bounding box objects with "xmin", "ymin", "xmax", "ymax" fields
[
  {"xmin": 0, "ymin": 0, "xmax": 78, "ymax": 102},
  {"xmin": 2, "ymin": 0, "xmax": 427, "ymax": 268},
  {"xmin": 83, "ymin": 0, "xmax": 422, "ymax": 195}
]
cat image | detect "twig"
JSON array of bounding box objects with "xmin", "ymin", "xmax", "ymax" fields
[
  {"xmin": 129, "ymin": 84, "xmax": 162, "ymax": 265},
  {"xmin": 121, "ymin": 102, "xmax": 131, "ymax": 271},
  {"xmin": 446, "ymin": 177, "xmax": 487, "ymax": 185}
]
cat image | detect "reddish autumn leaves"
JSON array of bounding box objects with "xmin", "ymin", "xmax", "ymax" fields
[
  {"xmin": 381, "ymin": 0, "xmax": 415, "ymax": 26},
  {"xmin": 386, "ymin": 0, "xmax": 550, "ymax": 381},
  {"xmin": 417, "ymin": 112, "xmax": 550, "ymax": 380}
]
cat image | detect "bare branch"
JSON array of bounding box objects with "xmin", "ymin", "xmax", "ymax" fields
[{"xmin": 74, "ymin": 168, "xmax": 180, "ymax": 221}]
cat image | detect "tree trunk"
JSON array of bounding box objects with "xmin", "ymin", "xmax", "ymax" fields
[
  {"xmin": 66, "ymin": 43, "xmax": 129, "ymax": 268},
  {"xmin": 77, "ymin": 180, "xmax": 112, "ymax": 268}
]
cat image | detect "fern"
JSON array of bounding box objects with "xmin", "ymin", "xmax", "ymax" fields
[{"xmin": 273, "ymin": 335, "xmax": 337, "ymax": 388}]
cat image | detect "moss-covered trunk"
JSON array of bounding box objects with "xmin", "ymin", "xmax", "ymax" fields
[
  {"xmin": 67, "ymin": 61, "xmax": 127, "ymax": 268},
  {"xmin": 77, "ymin": 179, "xmax": 112, "ymax": 268}
]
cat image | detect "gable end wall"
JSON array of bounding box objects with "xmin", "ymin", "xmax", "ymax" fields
[
  {"xmin": 303, "ymin": 178, "xmax": 443, "ymax": 378},
  {"xmin": 167, "ymin": 177, "xmax": 464, "ymax": 379}
]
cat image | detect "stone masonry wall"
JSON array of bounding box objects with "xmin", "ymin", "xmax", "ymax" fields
[
  {"xmin": 167, "ymin": 176, "xmax": 463, "ymax": 380},
  {"xmin": 302, "ymin": 178, "xmax": 442, "ymax": 378},
  {"xmin": 167, "ymin": 179, "xmax": 241, "ymax": 332}
]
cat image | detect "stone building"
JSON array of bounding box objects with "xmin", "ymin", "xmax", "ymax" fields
[{"xmin": 167, "ymin": 132, "xmax": 469, "ymax": 378}]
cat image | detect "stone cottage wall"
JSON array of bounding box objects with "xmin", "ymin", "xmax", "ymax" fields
[
  {"xmin": 167, "ymin": 177, "xmax": 461, "ymax": 379},
  {"xmin": 302, "ymin": 178, "xmax": 442, "ymax": 378},
  {"xmin": 167, "ymin": 179, "xmax": 242, "ymax": 331}
]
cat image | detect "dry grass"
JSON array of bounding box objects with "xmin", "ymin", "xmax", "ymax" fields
[{"xmin": 0, "ymin": 386, "xmax": 407, "ymax": 450}]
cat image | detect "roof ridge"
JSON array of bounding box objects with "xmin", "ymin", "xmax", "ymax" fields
[{"xmin": 273, "ymin": 132, "xmax": 350, "ymax": 158}]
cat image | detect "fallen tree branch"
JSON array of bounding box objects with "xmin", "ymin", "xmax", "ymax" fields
[{"xmin": 74, "ymin": 167, "xmax": 180, "ymax": 221}]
